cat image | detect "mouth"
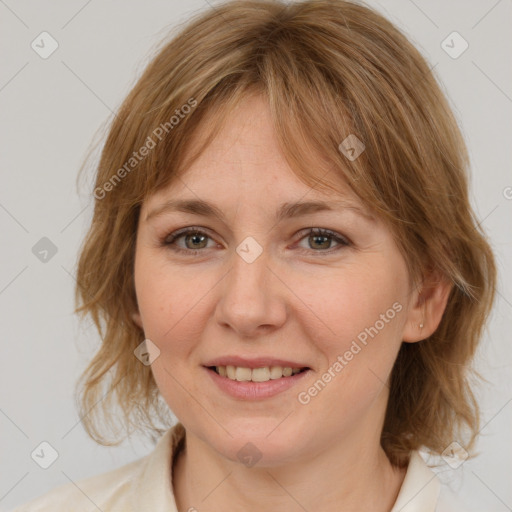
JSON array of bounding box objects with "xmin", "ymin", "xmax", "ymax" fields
[{"xmin": 206, "ymin": 365, "xmax": 310, "ymax": 382}]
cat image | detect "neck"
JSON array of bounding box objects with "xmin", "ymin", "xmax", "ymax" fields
[{"xmin": 172, "ymin": 427, "xmax": 406, "ymax": 512}]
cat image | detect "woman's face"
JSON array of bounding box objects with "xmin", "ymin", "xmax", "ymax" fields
[{"xmin": 133, "ymin": 94, "xmax": 418, "ymax": 466}]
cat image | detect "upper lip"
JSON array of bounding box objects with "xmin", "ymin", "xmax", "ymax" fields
[{"xmin": 203, "ymin": 356, "xmax": 310, "ymax": 369}]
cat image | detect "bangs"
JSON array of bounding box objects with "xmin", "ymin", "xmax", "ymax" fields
[{"xmin": 133, "ymin": 45, "xmax": 386, "ymax": 221}]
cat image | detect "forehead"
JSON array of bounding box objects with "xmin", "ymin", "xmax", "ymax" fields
[
  {"xmin": 182, "ymin": 94, "xmax": 295, "ymax": 184},
  {"xmin": 144, "ymin": 93, "xmax": 364, "ymax": 212}
]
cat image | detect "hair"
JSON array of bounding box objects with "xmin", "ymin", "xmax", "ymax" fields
[{"xmin": 74, "ymin": 0, "xmax": 496, "ymax": 467}]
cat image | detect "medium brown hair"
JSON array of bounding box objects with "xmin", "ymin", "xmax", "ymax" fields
[{"xmin": 75, "ymin": 0, "xmax": 496, "ymax": 466}]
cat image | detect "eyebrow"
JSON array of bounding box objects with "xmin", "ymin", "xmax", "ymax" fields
[{"xmin": 145, "ymin": 198, "xmax": 374, "ymax": 223}]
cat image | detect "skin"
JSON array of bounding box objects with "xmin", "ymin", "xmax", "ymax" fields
[{"xmin": 132, "ymin": 93, "xmax": 451, "ymax": 512}]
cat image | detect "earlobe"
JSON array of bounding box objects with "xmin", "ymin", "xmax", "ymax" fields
[
  {"xmin": 132, "ymin": 311, "xmax": 143, "ymax": 330},
  {"xmin": 402, "ymin": 271, "xmax": 453, "ymax": 343}
]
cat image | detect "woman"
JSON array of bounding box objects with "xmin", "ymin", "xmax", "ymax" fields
[{"xmin": 12, "ymin": 0, "xmax": 496, "ymax": 510}]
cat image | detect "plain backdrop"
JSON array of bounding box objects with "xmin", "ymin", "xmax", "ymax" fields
[{"xmin": 1, "ymin": 0, "xmax": 511, "ymax": 510}]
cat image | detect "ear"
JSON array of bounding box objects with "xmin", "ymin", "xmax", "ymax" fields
[
  {"xmin": 402, "ymin": 269, "xmax": 453, "ymax": 343},
  {"xmin": 132, "ymin": 311, "xmax": 144, "ymax": 330}
]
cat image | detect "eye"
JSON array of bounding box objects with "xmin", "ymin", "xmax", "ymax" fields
[
  {"xmin": 295, "ymin": 228, "xmax": 350, "ymax": 254},
  {"xmin": 162, "ymin": 226, "xmax": 350, "ymax": 255},
  {"xmin": 163, "ymin": 227, "xmax": 217, "ymax": 254}
]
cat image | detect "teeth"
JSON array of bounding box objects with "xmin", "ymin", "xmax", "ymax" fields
[
  {"xmin": 226, "ymin": 365, "xmax": 236, "ymax": 379},
  {"xmin": 235, "ymin": 367, "xmax": 251, "ymax": 381},
  {"xmin": 252, "ymin": 367, "xmax": 270, "ymax": 382},
  {"xmin": 269, "ymin": 366, "xmax": 283, "ymax": 379},
  {"xmin": 214, "ymin": 365, "xmax": 305, "ymax": 382}
]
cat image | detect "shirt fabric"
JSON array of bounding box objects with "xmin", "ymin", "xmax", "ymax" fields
[{"xmin": 10, "ymin": 422, "xmax": 468, "ymax": 511}]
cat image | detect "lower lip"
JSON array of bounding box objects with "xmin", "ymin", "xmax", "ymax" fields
[{"xmin": 204, "ymin": 367, "xmax": 311, "ymax": 400}]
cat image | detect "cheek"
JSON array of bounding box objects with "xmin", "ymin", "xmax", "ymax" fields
[
  {"xmin": 134, "ymin": 257, "xmax": 211, "ymax": 414},
  {"xmin": 296, "ymin": 259, "xmax": 408, "ymax": 356},
  {"xmin": 134, "ymin": 252, "xmax": 217, "ymax": 364},
  {"xmin": 135, "ymin": 251, "xmax": 191, "ymax": 336},
  {"xmin": 292, "ymin": 264, "xmax": 407, "ymax": 434}
]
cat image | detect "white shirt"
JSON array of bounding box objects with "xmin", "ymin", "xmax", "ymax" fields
[{"xmin": 9, "ymin": 422, "xmax": 468, "ymax": 511}]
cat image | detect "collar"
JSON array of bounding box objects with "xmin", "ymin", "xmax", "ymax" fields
[{"xmin": 390, "ymin": 451, "xmax": 440, "ymax": 512}]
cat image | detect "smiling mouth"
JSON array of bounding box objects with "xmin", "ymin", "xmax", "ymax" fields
[{"xmin": 208, "ymin": 365, "xmax": 310, "ymax": 382}]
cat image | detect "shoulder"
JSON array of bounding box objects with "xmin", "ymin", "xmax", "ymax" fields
[
  {"xmin": 8, "ymin": 455, "xmax": 146, "ymax": 512},
  {"xmin": 8, "ymin": 423, "xmax": 185, "ymax": 512}
]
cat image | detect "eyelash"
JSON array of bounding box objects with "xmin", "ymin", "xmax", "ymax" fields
[{"xmin": 161, "ymin": 226, "xmax": 351, "ymax": 256}]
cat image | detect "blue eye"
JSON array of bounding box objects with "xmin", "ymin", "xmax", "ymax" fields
[{"xmin": 162, "ymin": 227, "xmax": 350, "ymax": 255}]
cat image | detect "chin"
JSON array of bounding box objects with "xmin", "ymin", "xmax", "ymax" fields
[{"xmin": 199, "ymin": 416, "xmax": 309, "ymax": 467}]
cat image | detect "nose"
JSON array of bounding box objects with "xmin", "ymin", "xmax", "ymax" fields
[{"xmin": 214, "ymin": 246, "xmax": 287, "ymax": 338}]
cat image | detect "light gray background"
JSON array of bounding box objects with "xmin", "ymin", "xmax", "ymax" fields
[{"xmin": 1, "ymin": 0, "xmax": 511, "ymax": 510}]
